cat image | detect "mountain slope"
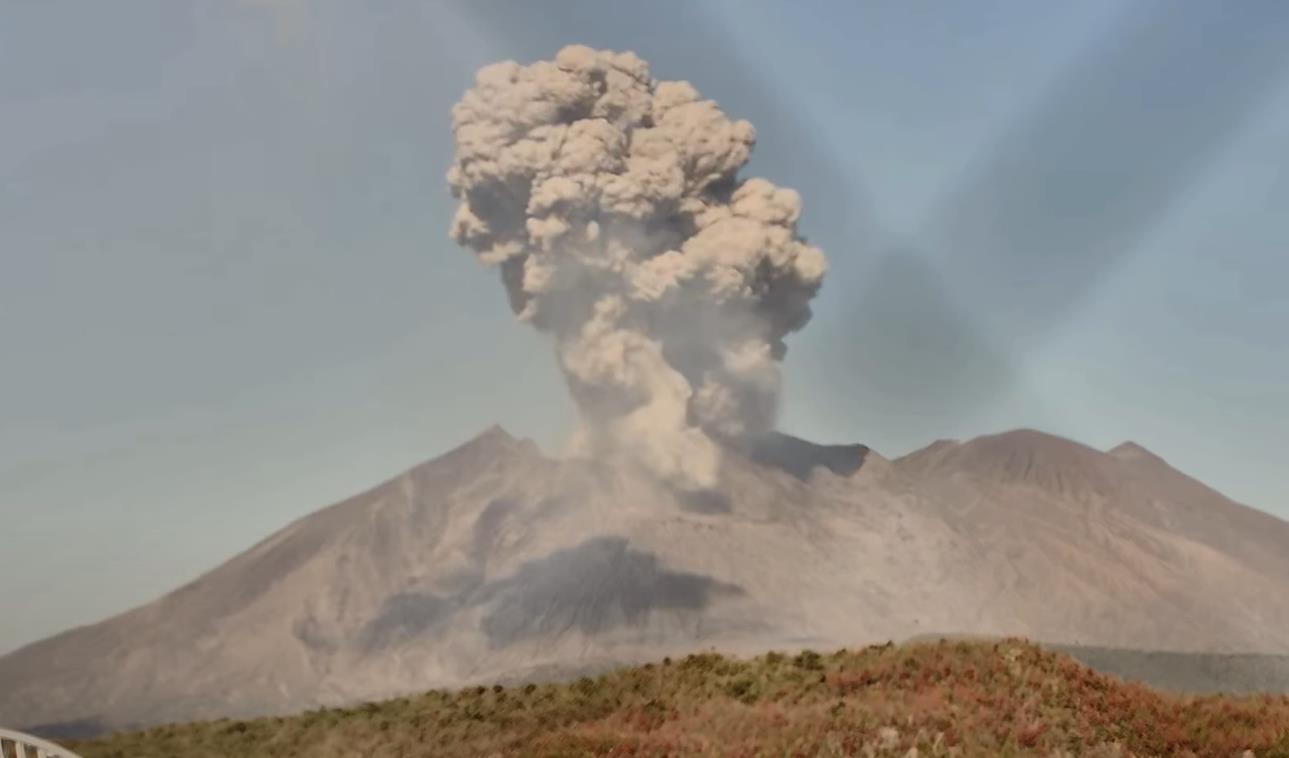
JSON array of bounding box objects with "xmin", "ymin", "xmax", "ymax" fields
[{"xmin": 4, "ymin": 427, "xmax": 1289, "ymax": 735}]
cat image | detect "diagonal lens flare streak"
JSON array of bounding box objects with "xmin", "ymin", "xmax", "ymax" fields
[
  {"xmin": 838, "ymin": 0, "xmax": 1289, "ymax": 435},
  {"xmin": 923, "ymin": 0, "xmax": 1289, "ymax": 349}
]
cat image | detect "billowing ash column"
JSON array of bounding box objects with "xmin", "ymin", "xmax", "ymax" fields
[{"xmin": 447, "ymin": 45, "xmax": 827, "ymax": 490}]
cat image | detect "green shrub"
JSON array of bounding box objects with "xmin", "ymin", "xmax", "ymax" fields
[{"xmin": 793, "ymin": 650, "xmax": 824, "ymax": 671}]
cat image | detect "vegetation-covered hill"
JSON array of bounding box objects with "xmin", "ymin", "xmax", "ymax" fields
[{"xmin": 69, "ymin": 639, "xmax": 1289, "ymax": 757}]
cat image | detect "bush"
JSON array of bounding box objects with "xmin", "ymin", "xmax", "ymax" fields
[
  {"xmin": 793, "ymin": 650, "xmax": 824, "ymax": 671},
  {"xmin": 724, "ymin": 674, "xmax": 761, "ymax": 704}
]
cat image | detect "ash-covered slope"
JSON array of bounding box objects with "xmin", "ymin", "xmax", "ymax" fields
[{"xmin": 4, "ymin": 427, "xmax": 1289, "ymax": 735}]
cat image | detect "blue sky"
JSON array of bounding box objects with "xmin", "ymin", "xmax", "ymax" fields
[{"xmin": 2, "ymin": 0, "xmax": 1287, "ymax": 653}]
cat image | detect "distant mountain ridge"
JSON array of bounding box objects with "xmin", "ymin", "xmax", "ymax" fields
[{"xmin": 3, "ymin": 426, "xmax": 1288, "ymax": 735}]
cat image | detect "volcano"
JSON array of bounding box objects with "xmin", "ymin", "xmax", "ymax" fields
[{"xmin": 3, "ymin": 426, "xmax": 1288, "ymax": 735}]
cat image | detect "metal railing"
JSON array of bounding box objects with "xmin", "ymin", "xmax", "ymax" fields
[{"xmin": 0, "ymin": 728, "xmax": 84, "ymax": 758}]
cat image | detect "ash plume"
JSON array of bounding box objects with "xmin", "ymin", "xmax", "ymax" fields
[{"xmin": 447, "ymin": 45, "xmax": 826, "ymax": 489}]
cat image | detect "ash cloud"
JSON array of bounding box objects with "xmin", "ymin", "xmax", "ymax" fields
[{"xmin": 447, "ymin": 45, "xmax": 826, "ymax": 489}]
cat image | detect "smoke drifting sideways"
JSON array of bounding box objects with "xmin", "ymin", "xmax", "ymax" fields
[{"xmin": 447, "ymin": 45, "xmax": 827, "ymax": 491}]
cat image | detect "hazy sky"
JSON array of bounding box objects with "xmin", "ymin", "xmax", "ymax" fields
[{"xmin": 3, "ymin": 0, "xmax": 1287, "ymax": 654}]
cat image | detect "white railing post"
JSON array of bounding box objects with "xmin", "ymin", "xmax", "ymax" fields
[{"xmin": 0, "ymin": 729, "xmax": 85, "ymax": 758}]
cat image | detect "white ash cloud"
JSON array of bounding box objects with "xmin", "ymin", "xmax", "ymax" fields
[{"xmin": 447, "ymin": 45, "xmax": 826, "ymax": 489}]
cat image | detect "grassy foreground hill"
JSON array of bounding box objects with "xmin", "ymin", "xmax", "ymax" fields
[{"xmin": 68, "ymin": 639, "xmax": 1289, "ymax": 757}]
